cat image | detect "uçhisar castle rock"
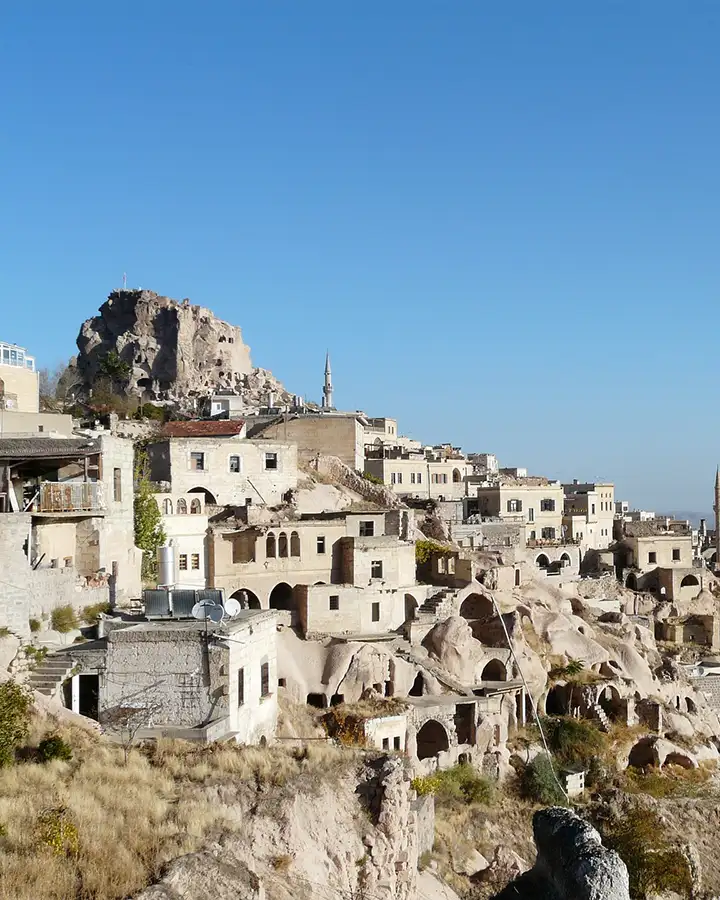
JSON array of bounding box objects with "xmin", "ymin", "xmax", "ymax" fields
[{"xmin": 75, "ymin": 289, "xmax": 292, "ymax": 411}]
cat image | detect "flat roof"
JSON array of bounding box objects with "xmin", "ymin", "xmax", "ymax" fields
[
  {"xmin": 0, "ymin": 437, "xmax": 100, "ymax": 460},
  {"xmin": 109, "ymin": 609, "xmax": 276, "ymax": 640}
]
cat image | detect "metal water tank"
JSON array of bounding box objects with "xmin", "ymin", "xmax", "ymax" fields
[{"xmin": 157, "ymin": 545, "xmax": 175, "ymax": 588}]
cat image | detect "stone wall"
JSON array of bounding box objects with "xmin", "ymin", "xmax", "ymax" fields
[
  {"xmin": 307, "ymin": 454, "xmax": 403, "ymax": 508},
  {"xmin": 256, "ymin": 414, "xmax": 365, "ymax": 471}
]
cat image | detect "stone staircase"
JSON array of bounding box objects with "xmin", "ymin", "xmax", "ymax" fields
[
  {"xmin": 27, "ymin": 653, "xmax": 75, "ymax": 698},
  {"xmin": 417, "ymin": 588, "xmax": 458, "ymax": 620},
  {"xmin": 592, "ymin": 704, "xmax": 611, "ymax": 733}
]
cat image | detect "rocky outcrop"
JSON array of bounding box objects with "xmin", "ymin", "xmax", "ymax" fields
[
  {"xmin": 75, "ymin": 289, "xmax": 294, "ymax": 412},
  {"xmin": 493, "ymin": 807, "xmax": 630, "ymax": 900}
]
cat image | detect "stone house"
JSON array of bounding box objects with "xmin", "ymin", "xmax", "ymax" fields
[
  {"xmin": 364, "ymin": 446, "xmax": 472, "ymax": 501},
  {"xmin": 155, "ymin": 492, "xmax": 209, "ymax": 589},
  {"xmin": 209, "ymin": 509, "xmax": 418, "ymax": 620},
  {"xmin": 474, "ymin": 478, "xmax": 565, "ymax": 541},
  {"xmin": 249, "ymin": 411, "xmax": 367, "ymax": 471},
  {"xmin": 147, "ymin": 420, "xmax": 297, "ymax": 508},
  {"xmin": 68, "ymin": 609, "xmax": 278, "ymax": 744},
  {"xmin": 562, "ymin": 480, "xmax": 615, "ymax": 550},
  {"xmin": 0, "ymin": 340, "xmax": 39, "ymax": 413},
  {"xmin": 0, "ymin": 431, "xmax": 141, "ymax": 615},
  {"xmin": 618, "ymin": 534, "xmax": 707, "ymax": 600}
]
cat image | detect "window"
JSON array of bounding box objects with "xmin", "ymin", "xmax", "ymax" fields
[
  {"xmin": 290, "ymin": 531, "xmax": 300, "ymax": 557},
  {"xmin": 179, "ymin": 554, "xmax": 188, "ymax": 570},
  {"xmin": 371, "ymin": 560, "xmax": 383, "ymax": 579},
  {"xmin": 393, "ymin": 736, "xmax": 401, "ymax": 750},
  {"xmin": 540, "ymin": 499, "xmax": 555, "ymax": 512},
  {"xmin": 410, "ymin": 473, "xmax": 416, "ymax": 484},
  {"xmin": 417, "ymin": 472, "xmax": 422, "ymax": 484},
  {"xmin": 528, "ymin": 508, "xmax": 534, "ymax": 523},
  {"xmin": 64, "ymin": 556, "xmax": 73, "ymax": 568},
  {"xmin": 190, "ymin": 452, "xmax": 205, "ymax": 471},
  {"xmin": 191, "ymin": 553, "xmax": 200, "ymax": 570},
  {"xmin": 396, "ymin": 472, "xmax": 402, "ymax": 485},
  {"xmin": 278, "ymin": 532, "xmax": 288, "ymax": 557},
  {"xmin": 190, "ymin": 498, "xmax": 202, "ymax": 514},
  {"xmin": 113, "ymin": 468, "xmax": 122, "ymax": 502},
  {"xmin": 507, "ymin": 499, "xmax": 522, "ymax": 513},
  {"xmin": 448, "ymin": 557, "xmax": 455, "ymax": 574},
  {"xmin": 316, "ymin": 536, "xmax": 326, "ymax": 554},
  {"xmin": 371, "ymin": 602, "xmax": 380, "ymax": 622},
  {"xmin": 541, "ymin": 527, "xmax": 556, "ymax": 540},
  {"xmin": 260, "ymin": 662, "xmax": 270, "ymax": 697},
  {"xmin": 648, "ymin": 551, "xmax": 657, "ymax": 564},
  {"xmin": 382, "ymin": 738, "xmax": 390, "ymax": 750},
  {"xmin": 266, "ymin": 533, "xmax": 276, "ymax": 558},
  {"xmin": 229, "ymin": 455, "xmax": 241, "ymax": 473},
  {"xmin": 672, "ymin": 548, "xmax": 681, "ymax": 561},
  {"xmin": 438, "ymin": 556, "xmax": 446, "ymax": 574},
  {"xmin": 591, "ymin": 503, "xmax": 596, "ymax": 514},
  {"xmin": 264, "ymin": 452, "xmax": 278, "ymax": 470},
  {"xmin": 238, "ymin": 668, "xmax": 244, "ymax": 706},
  {"xmin": 329, "ymin": 595, "xmax": 340, "ymax": 610},
  {"xmin": 176, "ymin": 498, "xmax": 187, "ymax": 514},
  {"xmin": 391, "ymin": 473, "xmax": 396, "ymax": 484},
  {"xmin": 359, "ymin": 520, "xmax": 375, "ymax": 537},
  {"xmin": 442, "ymin": 473, "xmax": 448, "ymax": 484},
  {"xmin": 163, "ymin": 498, "xmax": 173, "ymax": 515}
]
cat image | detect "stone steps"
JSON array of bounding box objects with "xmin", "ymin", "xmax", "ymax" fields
[
  {"xmin": 592, "ymin": 703, "xmax": 611, "ymax": 733},
  {"xmin": 27, "ymin": 654, "xmax": 75, "ymax": 697}
]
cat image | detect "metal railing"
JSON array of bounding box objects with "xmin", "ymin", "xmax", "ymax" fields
[{"xmin": 35, "ymin": 481, "xmax": 104, "ymax": 513}]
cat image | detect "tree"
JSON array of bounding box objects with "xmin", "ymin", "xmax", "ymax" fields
[
  {"xmin": 101, "ymin": 687, "xmax": 163, "ymax": 764},
  {"xmin": 133, "ymin": 449, "xmax": 166, "ymax": 582},
  {"xmin": 0, "ymin": 681, "xmax": 32, "ymax": 767},
  {"xmin": 99, "ymin": 350, "xmax": 131, "ymax": 382}
]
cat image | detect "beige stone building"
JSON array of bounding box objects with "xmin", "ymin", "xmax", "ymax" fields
[
  {"xmin": 364, "ymin": 447, "xmax": 472, "ymax": 501},
  {"xmin": 563, "ymin": 481, "xmax": 615, "ymax": 550},
  {"xmin": 619, "ymin": 533, "xmax": 708, "ymax": 601},
  {"xmin": 0, "ymin": 341, "xmax": 39, "ymax": 414},
  {"xmin": 250, "ymin": 411, "xmax": 366, "ymax": 471},
  {"xmin": 156, "ymin": 492, "xmax": 209, "ymax": 589},
  {"xmin": 474, "ymin": 478, "xmax": 565, "ymax": 541},
  {"xmin": 147, "ymin": 420, "xmax": 297, "ymax": 508}
]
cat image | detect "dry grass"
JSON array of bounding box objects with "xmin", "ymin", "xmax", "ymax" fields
[{"xmin": 0, "ymin": 715, "xmax": 359, "ymax": 900}]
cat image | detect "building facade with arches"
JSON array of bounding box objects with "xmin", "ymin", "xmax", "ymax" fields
[{"xmin": 155, "ymin": 492, "xmax": 209, "ymax": 589}]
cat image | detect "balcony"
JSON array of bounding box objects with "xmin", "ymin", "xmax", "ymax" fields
[{"xmin": 33, "ymin": 481, "xmax": 104, "ymax": 515}]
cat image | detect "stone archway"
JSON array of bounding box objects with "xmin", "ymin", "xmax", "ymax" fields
[
  {"xmin": 231, "ymin": 588, "xmax": 261, "ymax": 610},
  {"xmin": 405, "ymin": 593, "xmax": 419, "ymax": 622},
  {"xmin": 481, "ymin": 659, "xmax": 507, "ymax": 682},
  {"xmin": 459, "ymin": 593, "xmax": 494, "ymax": 620},
  {"xmin": 188, "ymin": 487, "xmax": 217, "ymax": 505},
  {"xmin": 560, "ymin": 553, "xmax": 571, "ymax": 568},
  {"xmin": 536, "ymin": 554, "xmax": 550, "ymax": 570},
  {"xmin": 416, "ymin": 719, "xmax": 450, "ymax": 760},
  {"xmin": 626, "ymin": 573, "xmax": 638, "ymax": 591},
  {"xmin": 598, "ymin": 684, "xmax": 624, "ymax": 722},
  {"xmin": 269, "ymin": 582, "xmax": 294, "ymax": 611}
]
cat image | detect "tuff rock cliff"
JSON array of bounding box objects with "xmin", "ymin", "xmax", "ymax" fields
[{"xmin": 75, "ymin": 289, "xmax": 294, "ymax": 412}]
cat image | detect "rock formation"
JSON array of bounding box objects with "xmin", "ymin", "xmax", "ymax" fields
[
  {"xmin": 75, "ymin": 289, "xmax": 294, "ymax": 412},
  {"xmin": 492, "ymin": 807, "xmax": 630, "ymax": 900}
]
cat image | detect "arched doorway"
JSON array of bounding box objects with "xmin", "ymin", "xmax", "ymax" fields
[
  {"xmin": 452, "ymin": 469, "xmax": 462, "ymax": 483},
  {"xmin": 536, "ymin": 554, "xmax": 550, "ymax": 570},
  {"xmin": 405, "ymin": 593, "xmax": 419, "ymax": 622},
  {"xmin": 680, "ymin": 574, "xmax": 700, "ymax": 599},
  {"xmin": 481, "ymin": 659, "xmax": 507, "ymax": 682},
  {"xmin": 459, "ymin": 593, "xmax": 494, "ymax": 620},
  {"xmin": 560, "ymin": 553, "xmax": 571, "ymax": 568},
  {"xmin": 545, "ymin": 684, "xmax": 568, "ymax": 716},
  {"xmin": 409, "ymin": 672, "xmax": 425, "ymax": 697},
  {"xmin": 416, "ymin": 719, "xmax": 450, "ymax": 760},
  {"xmin": 625, "ymin": 573, "xmax": 638, "ymax": 591},
  {"xmin": 269, "ymin": 582, "xmax": 294, "ymax": 610},
  {"xmin": 231, "ymin": 588, "xmax": 261, "ymax": 610},
  {"xmin": 598, "ymin": 685, "xmax": 624, "ymax": 722},
  {"xmin": 188, "ymin": 487, "xmax": 217, "ymax": 505}
]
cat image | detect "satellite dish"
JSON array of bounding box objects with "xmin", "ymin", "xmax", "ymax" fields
[
  {"xmin": 191, "ymin": 601, "xmax": 216, "ymax": 620},
  {"xmin": 224, "ymin": 598, "xmax": 242, "ymax": 618},
  {"xmin": 207, "ymin": 604, "xmax": 225, "ymax": 624}
]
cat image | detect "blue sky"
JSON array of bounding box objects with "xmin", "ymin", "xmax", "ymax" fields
[{"xmin": 1, "ymin": 3, "xmax": 718, "ymax": 513}]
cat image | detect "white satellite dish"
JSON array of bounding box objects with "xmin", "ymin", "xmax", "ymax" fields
[
  {"xmin": 207, "ymin": 604, "xmax": 225, "ymax": 624},
  {"xmin": 191, "ymin": 601, "xmax": 216, "ymax": 620},
  {"xmin": 224, "ymin": 598, "xmax": 242, "ymax": 618}
]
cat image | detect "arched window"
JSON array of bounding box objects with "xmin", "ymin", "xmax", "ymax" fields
[
  {"xmin": 266, "ymin": 533, "xmax": 276, "ymax": 558},
  {"xmin": 190, "ymin": 498, "xmax": 202, "ymax": 514},
  {"xmin": 163, "ymin": 498, "xmax": 173, "ymax": 515},
  {"xmin": 278, "ymin": 532, "xmax": 288, "ymax": 557},
  {"xmin": 176, "ymin": 498, "xmax": 187, "ymax": 515},
  {"xmin": 290, "ymin": 531, "xmax": 300, "ymax": 557}
]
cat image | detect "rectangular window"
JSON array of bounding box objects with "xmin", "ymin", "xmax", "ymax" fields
[
  {"xmin": 672, "ymin": 548, "xmax": 681, "ymax": 561},
  {"xmin": 329, "ymin": 595, "xmax": 340, "ymax": 610},
  {"xmin": 507, "ymin": 499, "xmax": 522, "ymax": 513},
  {"xmin": 528, "ymin": 508, "xmax": 535, "ymax": 523},
  {"xmin": 238, "ymin": 668, "xmax": 244, "ymax": 706},
  {"xmin": 371, "ymin": 560, "xmax": 383, "ymax": 579},
  {"xmin": 591, "ymin": 503, "xmax": 596, "ymax": 514},
  {"xmin": 359, "ymin": 520, "xmax": 375, "ymax": 537},
  {"xmin": 264, "ymin": 452, "xmax": 278, "ymax": 470},
  {"xmin": 191, "ymin": 553, "xmax": 200, "ymax": 570},
  {"xmin": 113, "ymin": 467, "xmax": 122, "ymax": 502},
  {"xmin": 229, "ymin": 455, "xmax": 241, "ymax": 473},
  {"xmin": 417, "ymin": 472, "xmax": 422, "ymax": 484},
  {"xmin": 410, "ymin": 472, "xmax": 416, "ymax": 484},
  {"xmin": 391, "ymin": 472, "xmax": 396, "ymax": 484},
  {"xmin": 382, "ymin": 737, "xmax": 390, "ymax": 750},
  {"xmin": 371, "ymin": 602, "xmax": 380, "ymax": 622},
  {"xmin": 540, "ymin": 499, "xmax": 555, "ymax": 512},
  {"xmin": 541, "ymin": 527, "xmax": 556, "ymax": 539},
  {"xmin": 190, "ymin": 452, "xmax": 205, "ymax": 471},
  {"xmin": 260, "ymin": 662, "xmax": 270, "ymax": 697},
  {"xmin": 393, "ymin": 735, "xmax": 401, "ymax": 750},
  {"xmin": 396, "ymin": 472, "xmax": 402, "ymax": 484},
  {"xmin": 179, "ymin": 554, "xmax": 188, "ymax": 570},
  {"xmin": 442, "ymin": 473, "xmax": 448, "ymax": 484},
  {"xmin": 648, "ymin": 551, "xmax": 657, "ymax": 564},
  {"xmin": 438, "ymin": 556, "xmax": 446, "ymax": 574},
  {"xmin": 316, "ymin": 536, "xmax": 326, "ymax": 554}
]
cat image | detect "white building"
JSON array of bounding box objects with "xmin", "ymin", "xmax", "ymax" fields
[
  {"xmin": 156, "ymin": 492, "xmax": 209, "ymax": 588},
  {"xmin": 562, "ymin": 481, "xmax": 615, "ymax": 550}
]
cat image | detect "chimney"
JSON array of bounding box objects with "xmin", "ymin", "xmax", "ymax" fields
[{"xmin": 267, "ymin": 390, "xmax": 275, "ymax": 408}]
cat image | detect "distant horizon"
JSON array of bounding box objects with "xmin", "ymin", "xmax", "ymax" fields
[{"xmin": 2, "ymin": 4, "xmax": 719, "ymax": 512}]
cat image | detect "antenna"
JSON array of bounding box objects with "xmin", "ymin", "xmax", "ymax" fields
[
  {"xmin": 224, "ymin": 597, "xmax": 242, "ymax": 618},
  {"xmin": 122, "ymin": 272, "xmax": 127, "ymax": 290}
]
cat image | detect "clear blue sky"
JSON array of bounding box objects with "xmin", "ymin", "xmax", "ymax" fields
[{"xmin": 2, "ymin": 3, "xmax": 718, "ymax": 513}]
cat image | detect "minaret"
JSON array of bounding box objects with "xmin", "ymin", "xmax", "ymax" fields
[
  {"xmin": 322, "ymin": 352, "xmax": 334, "ymax": 409},
  {"xmin": 715, "ymin": 467, "xmax": 720, "ymax": 573}
]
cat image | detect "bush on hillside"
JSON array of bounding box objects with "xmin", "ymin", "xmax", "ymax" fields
[
  {"xmin": 520, "ymin": 754, "xmax": 566, "ymax": 806},
  {"xmin": 0, "ymin": 681, "xmax": 32, "ymax": 768},
  {"xmin": 541, "ymin": 716, "xmax": 607, "ymax": 769},
  {"xmin": 51, "ymin": 606, "xmax": 79, "ymax": 634},
  {"xmin": 38, "ymin": 735, "xmax": 73, "ymax": 763},
  {"xmin": 81, "ymin": 602, "xmax": 111, "ymax": 625},
  {"xmin": 412, "ymin": 764, "xmax": 495, "ymax": 806}
]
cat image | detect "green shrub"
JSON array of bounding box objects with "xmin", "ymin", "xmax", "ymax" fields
[
  {"xmin": 358, "ymin": 470, "xmax": 385, "ymax": 486},
  {"xmin": 37, "ymin": 735, "xmax": 73, "ymax": 763},
  {"xmin": 603, "ymin": 808, "xmax": 692, "ymax": 899},
  {"xmin": 520, "ymin": 754, "xmax": 566, "ymax": 806},
  {"xmin": 50, "ymin": 606, "xmax": 79, "ymax": 634},
  {"xmin": 0, "ymin": 627, "xmax": 10, "ymax": 638},
  {"xmin": 0, "ymin": 681, "xmax": 32, "ymax": 768},
  {"xmin": 541, "ymin": 716, "xmax": 607, "ymax": 769},
  {"xmin": 415, "ymin": 539, "xmax": 453, "ymax": 565},
  {"xmin": 29, "ymin": 618, "xmax": 41, "ymax": 633},
  {"xmin": 81, "ymin": 601, "xmax": 111, "ymax": 625},
  {"xmin": 23, "ymin": 645, "xmax": 48, "ymax": 667},
  {"xmin": 412, "ymin": 764, "xmax": 495, "ymax": 806}
]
